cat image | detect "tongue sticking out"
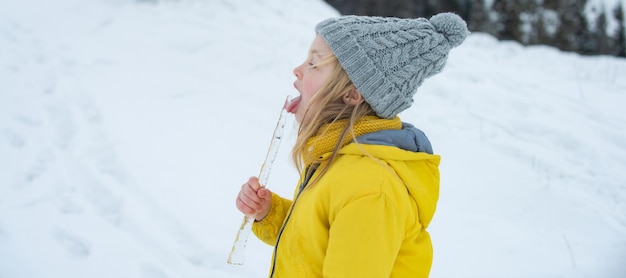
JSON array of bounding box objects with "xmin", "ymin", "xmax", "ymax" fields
[{"xmin": 285, "ymin": 96, "xmax": 301, "ymax": 114}]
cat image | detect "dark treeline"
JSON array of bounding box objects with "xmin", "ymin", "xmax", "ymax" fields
[{"xmin": 323, "ymin": 0, "xmax": 625, "ymax": 57}]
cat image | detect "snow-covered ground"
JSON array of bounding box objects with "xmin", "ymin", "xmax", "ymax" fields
[{"xmin": 1, "ymin": 0, "xmax": 625, "ymax": 277}]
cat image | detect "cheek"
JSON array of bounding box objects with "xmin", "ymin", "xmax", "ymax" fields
[
  {"xmin": 302, "ymin": 79, "xmax": 316, "ymax": 96},
  {"xmin": 303, "ymin": 75, "xmax": 324, "ymax": 97}
]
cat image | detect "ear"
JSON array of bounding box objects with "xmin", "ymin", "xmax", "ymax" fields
[{"xmin": 342, "ymin": 89, "xmax": 365, "ymax": 106}]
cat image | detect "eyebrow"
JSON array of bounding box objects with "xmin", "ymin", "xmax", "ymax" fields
[{"xmin": 309, "ymin": 50, "xmax": 330, "ymax": 58}]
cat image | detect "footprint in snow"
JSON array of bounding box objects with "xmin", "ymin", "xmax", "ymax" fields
[{"xmin": 54, "ymin": 229, "xmax": 91, "ymax": 258}]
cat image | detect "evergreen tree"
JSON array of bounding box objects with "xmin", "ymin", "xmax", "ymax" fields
[
  {"xmin": 322, "ymin": 0, "xmax": 625, "ymax": 57},
  {"xmin": 612, "ymin": 3, "xmax": 625, "ymax": 56},
  {"xmin": 550, "ymin": 0, "xmax": 585, "ymax": 53}
]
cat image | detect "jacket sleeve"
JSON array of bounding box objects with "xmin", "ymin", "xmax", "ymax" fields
[
  {"xmin": 322, "ymin": 193, "xmax": 404, "ymax": 277},
  {"xmin": 252, "ymin": 192, "xmax": 292, "ymax": 246}
]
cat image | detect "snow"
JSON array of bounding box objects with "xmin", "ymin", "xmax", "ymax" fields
[{"xmin": 1, "ymin": 0, "xmax": 625, "ymax": 277}]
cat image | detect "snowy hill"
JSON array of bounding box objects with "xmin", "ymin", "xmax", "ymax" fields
[{"xmin": 1, "ymin": 0, "xmax": 625, "ymax": 277}]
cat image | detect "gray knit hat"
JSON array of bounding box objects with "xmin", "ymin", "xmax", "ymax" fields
[{"xmin": 315, "ymin": 12, "xmax": 469, "ymax": 118}]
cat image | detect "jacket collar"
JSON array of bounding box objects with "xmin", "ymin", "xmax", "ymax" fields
[{"xmin": 303, "ymin": 116, "xmax": 402, "ymax": 165}]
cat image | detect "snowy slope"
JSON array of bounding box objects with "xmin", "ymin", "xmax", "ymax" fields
[{"xmin": 1, "ymin": 0, "xmax": 625, "ymax": 277}]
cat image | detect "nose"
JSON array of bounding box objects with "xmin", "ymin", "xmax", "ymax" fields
[{"xmin": 293, "ymin": 65, "xmax": 303, "ymax": 79}]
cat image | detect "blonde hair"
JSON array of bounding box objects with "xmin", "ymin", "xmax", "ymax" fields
[{"xmin": 291, "ymin": 55, "xmax": 375, "ymax": 183}]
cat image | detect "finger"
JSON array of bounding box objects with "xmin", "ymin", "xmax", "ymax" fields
[
  {"xmin": 241, "ymin": 186, "xmax": 263, "ymax": 206},
  {"xmin": 247, "ymin": 176, "xmax": 262, "ymax": 191},
  {"xmin": 240, "ymin": 198, "xmax": 261, "ymax": 212},
  {"xmin": 238, "ymin": 196, "xmax": 264, "ymax": 217},
  {"xmin": 239, "ymin": 190, "xmax": 262, "ymax": 210},
  {"xmin": 258, "ymin": 188, "xmax": 271, "ymax": 200},
  {"xmin": 235, "ymin": 198, "xmax": 256, "ymax": 215}
]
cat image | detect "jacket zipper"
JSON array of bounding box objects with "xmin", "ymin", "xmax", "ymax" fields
[{"xmin": 269, "ymin": 164, "xmax": 319, "ymax": 278}]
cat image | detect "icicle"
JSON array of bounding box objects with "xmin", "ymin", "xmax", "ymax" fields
[{"xmin": 227, "ymin": 96, "xmax": 292, "ymax": 265}]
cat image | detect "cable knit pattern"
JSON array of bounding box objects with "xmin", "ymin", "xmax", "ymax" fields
[
  {"xmin": 315, "ymin": 13, "xmax": 469, "ymax": 119},
  {"xmin": 303, "ymin": 116, "xmax": 402, "ymax": 166}
]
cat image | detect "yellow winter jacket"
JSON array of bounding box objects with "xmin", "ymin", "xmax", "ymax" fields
[{"xmin": 252, "ymin": 116, "xmax": 440, "ymax": 277}]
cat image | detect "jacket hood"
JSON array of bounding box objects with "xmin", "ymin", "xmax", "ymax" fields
[
  {"xmin": 355, "ymin": 123, "xmax": 433, "ymax": 154},
  {"xmin": 342, "ymin": 123, "xmax": 440, "ymax": 228}
]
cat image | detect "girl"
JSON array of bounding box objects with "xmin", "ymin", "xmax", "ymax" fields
[{"xmin": 236, "ymin": 12, "xmax": 468, "ymax": 277}]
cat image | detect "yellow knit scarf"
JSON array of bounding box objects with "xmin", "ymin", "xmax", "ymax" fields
[{"xmin": 303, "ymin": 115, "xmax": 402, "ymax": 165}]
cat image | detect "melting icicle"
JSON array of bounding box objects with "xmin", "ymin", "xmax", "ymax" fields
[{"xmin": 227, "ymin": 96, "xmax": 292, "ymax": 265}]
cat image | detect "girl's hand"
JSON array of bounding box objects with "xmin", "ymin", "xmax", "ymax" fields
[{"xmin": 235, "ymin": 176, "xmax": 273, "ymax": 221}]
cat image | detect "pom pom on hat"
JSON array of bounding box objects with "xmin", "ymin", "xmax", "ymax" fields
[
  {"xmin": 429, "ymin": 12, "xmax": 468, "ymax": 47},
  {"xmin": 316, "ymin": 12, "xmax": 469, "ymax": 119}
]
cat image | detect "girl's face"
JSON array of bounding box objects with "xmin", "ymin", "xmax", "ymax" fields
[{"xmin": 287, "ymin": 35, "xmax": 335, "ymax": 124}]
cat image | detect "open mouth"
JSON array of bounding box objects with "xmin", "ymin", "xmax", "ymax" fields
[{"xmin": 285, "ymin": 95, "xmax": 301, "ymax": 114}]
